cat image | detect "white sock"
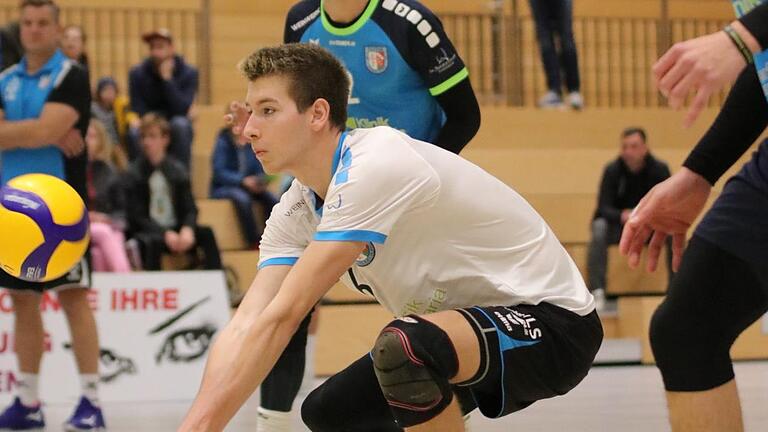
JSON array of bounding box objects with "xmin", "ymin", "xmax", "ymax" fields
[
  {"xmin": 17, "ymin": 373, "xmax": 40, "ymax": 407},
  {"xmin": 256, "ymin": 407, "xmax": 291, "ymax": 432},
  {"xmin": 80, "ymin": 374, "xmax": 100, "ymax": 404}
]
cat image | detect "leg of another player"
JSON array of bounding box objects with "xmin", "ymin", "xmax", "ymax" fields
[
  {"xmin": 10, "ymin": 292, "xmax": 44, "ymax": 374},
  {"xmin": 9, "ymin": 291, "xmax": 44, "ymax": 406},
  {"xmin": 666, "ymin": 381, "xmax": 743, "ymax": 432},
  {"xmin": 405, "ymin": 311, "xmax": 480, "ymax": 432},
  {"xmin": 58, "ymin": 288, "xmax": 99, "ymax": 375}
]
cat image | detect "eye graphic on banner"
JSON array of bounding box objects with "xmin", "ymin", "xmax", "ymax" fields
[
  {"xmin": 155, "ymin": 325, "xmax": 217, "ymax": 364},
  {"xmin": 63, "ymin": 344, "xmax": 137, "ymax": 384},
  {"xmin": 148, "ymin": 296, "xmax": 218, "ymax": 364}
]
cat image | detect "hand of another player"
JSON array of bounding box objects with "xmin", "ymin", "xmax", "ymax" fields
[
  {"xmin": 225, "ymin": 101, "xmax": 250, "ymax": 140},
  {"xmin": 654, "ymin": 23, "xmax": 753, "ymax": 128},
  {"xmin": 178, "ymin": 226, "xmax": 196, "ymax": 252},
  {"xmin": 619, "ymin": 168, "xmax": 712, "ymax": 273},
  {"xmin": 56, "ymin": 128, "xmax": 85, "ymax": 158}
]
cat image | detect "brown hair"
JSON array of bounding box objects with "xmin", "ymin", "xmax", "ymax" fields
[
  {"xmin": 20, "ymin": 0, "xmax": 60, "ymax": 22},
  {"xmin": 239, "ymin": 43, "xmax": 349, "ymax": 130},
  {"xmin": 139, "ymin": 113, "xmax": 171, "ymax": 138},
  {"xmin": 621, "ymin": 127, "xmax": 647, "ymax": 143}
]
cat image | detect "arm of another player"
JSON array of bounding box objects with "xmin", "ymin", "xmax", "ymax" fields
[
  {"xmin": 434, "ymin": 77, "xmax": 481, "ymax": 154},
  {"xmin": 178, "ymin": 240, "xmax": 365, "ymax": 432},
  {"xmin": 655, "ymin": 4, "xmax": 765, "ymax": 127},
  {"xmin": 0, "ymin": 102, "xmax": 80, "ymax": 151}
]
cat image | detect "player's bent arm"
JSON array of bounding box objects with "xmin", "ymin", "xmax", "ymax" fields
[
  {"xmin": 178, "ymin": 240, "xmax": 366, "ymax": 432},
  {"xmin": 0, "ymin": 102, "xmax": 78, "ymax": 150}
]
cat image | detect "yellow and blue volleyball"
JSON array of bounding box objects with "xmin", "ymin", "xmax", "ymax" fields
[{"xmin": 0, "ymin": 173, "xmax": 89, "ymax": 282}]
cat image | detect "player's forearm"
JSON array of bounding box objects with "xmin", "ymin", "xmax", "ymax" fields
[
  {"xmin": 683, "ymin": 67, "xmax": 768, "ymax": 185},
  {"xmin": 0, "ymin": 119, "xmax": 59, "ymax": 149},
  {"xmin": 179, "ymin": 306, "xmax": 303, "ymax": 431}
]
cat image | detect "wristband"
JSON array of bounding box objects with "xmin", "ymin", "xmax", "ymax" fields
[{"xmin": 724, "ymin": 25, "xmax": 755, "ymax": 65}]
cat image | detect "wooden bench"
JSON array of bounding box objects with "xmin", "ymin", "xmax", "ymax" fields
[{"xmin": 196, "ymin": 199, "xmax": 247, "ymax": 251}]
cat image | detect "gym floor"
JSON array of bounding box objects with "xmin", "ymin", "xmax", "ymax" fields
[{"xmin": 38, "ymin": 362, "xmax": 768, "ymax": 431}]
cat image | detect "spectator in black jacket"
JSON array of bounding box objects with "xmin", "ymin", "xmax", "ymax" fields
[
  {"xmin": 125, "ymin": 113, "xmax": 221, "ymax": 271},
  {"xmin": 587, "ymin": 127, "xmax": 670, "ymax": 308},
  {"xmin": 128, "ymin": 28, "xmax": 197, "ymax": 168}
]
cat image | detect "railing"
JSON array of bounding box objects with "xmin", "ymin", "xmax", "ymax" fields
[
  {"xmin": 0, "ymin": 1, "xmax": 212, "ymax": 104},
  {"xmin": 441, "ymin": 2, "xmax": 731, "ymax": 108}
]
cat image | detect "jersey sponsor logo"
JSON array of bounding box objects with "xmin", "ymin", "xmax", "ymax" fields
[
  {"xmin": 290, "ymin": 8, "xmax": 320, "ymax": 32},
  {"xmin": 308, "ymin": 38, "xmax": 320, "ymax": 45},
  {"xmin": 381, "ymin": 0, "xmax": 441, "ymax": 48},
  {"xmin": 38, "ymin": 74, "xmax": 51, "ymax": 89},
  {"xmin": 355, "ymin": 242, "xmax": 376, "ymax": 267},
  {"xmin": 284, "ymin": 199, "xmax": 307, "ymax": 217},
  {"xmin": 346, "ymin": 116, "xmax": 391, "ymax": 129},
  {"xmin": 429, "ymin": 48, "xmax": 458, "ymax": 75},
  {"xmin": 325, "ymin": 193, "xmax": 342, "ymax": 210},
  {"xmin": 3, "ymin": 76, "xmax": 20, "ymax": 102},
  {"xmin": 365, "ymin": 46, "xmax": 388, "ymax": 73},
  {"xmin": 330, "ymin": 39, "xmax": 356, "ymax": 47}
]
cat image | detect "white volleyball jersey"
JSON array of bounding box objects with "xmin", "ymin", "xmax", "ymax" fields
[{"xmin": 259, "ymin": 127, "xmax": 594, "ymax": 317}]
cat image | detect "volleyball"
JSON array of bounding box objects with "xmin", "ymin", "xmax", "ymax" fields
[{"xmin": 0, "ymin": 173, "xmax": 89, "ymax": 282}]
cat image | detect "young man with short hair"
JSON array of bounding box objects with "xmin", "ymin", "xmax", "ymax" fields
[{"xmin": 179, "ymin": 44, "xmax": 601, "ymax": 432}]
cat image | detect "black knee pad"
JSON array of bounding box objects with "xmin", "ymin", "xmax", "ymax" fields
[{"xmin": 372, "ymin": 316, "xmax": 459, "ymax": 428}]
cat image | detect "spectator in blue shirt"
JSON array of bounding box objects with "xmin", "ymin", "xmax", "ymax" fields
[{"xmin": 210, "ymin": 103, "xmax": 279, "ymax": 249}]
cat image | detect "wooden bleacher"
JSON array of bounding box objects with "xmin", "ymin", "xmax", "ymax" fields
[{"xmin": 185, "ymin": 104, "xmax": 766, "ymax": 373}]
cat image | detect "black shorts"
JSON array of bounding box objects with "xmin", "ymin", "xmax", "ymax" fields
[
  {"xmin": 0, "ymin": 250, "xmax": 92, "ymax": 293},
  {"xmin": 456, "ymin": 302, "xmax": 603, "ymax": 418}
]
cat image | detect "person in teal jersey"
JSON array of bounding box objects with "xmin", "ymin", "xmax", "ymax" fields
[
  {"xmin": 284, "ymin": 0, "xmax": 480, "ymax": 153},
  {"xmin": 0, "ymin": 1, "xmax": 105, "ymax": 431}
]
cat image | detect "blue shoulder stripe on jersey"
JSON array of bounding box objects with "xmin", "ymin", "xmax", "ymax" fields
[
  {"xmin": 315, "ymin": 230, "xmax": 387, "ymax": 244},
  {"xmin": 335, "ymin": 147, "xmax": 353, "ymax": 185},
  {"xmin": 330, "ymin": 131, "xmax": 348, "ymax": 177},
  {"xmin": 258, "ymin": 257, "xmax": 299, "ymax": 269}
]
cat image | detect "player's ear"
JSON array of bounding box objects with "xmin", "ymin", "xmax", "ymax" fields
[{"xmin": 308, "ymin": 98, "xmax": 331, "ymax": 132}]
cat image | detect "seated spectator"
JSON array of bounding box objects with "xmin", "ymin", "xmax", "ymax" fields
[
  {"xmin": 61, "ymin": 24, "xmax": 88, "ymax": 72},
  {"xmin": 588, "ymin": 127, "xmax": 671, "ymax": 309},
  {"xmin": 125, "ymin": 114, "xmax": 222, "ymax": 271},
  {"xmin": 92, "ymin": 76, "xmax": 139, "ymax": 155},
  {"xmin": 86, "ymin": 120, "xmax": 131, "ymax": 272},
  {"xmin": 128, "ymin": 28, "xmax": 197, "ymax": 168},
  {"xmin": 210, "ymin": 103, "xmax": 278, "ymax": 249}
]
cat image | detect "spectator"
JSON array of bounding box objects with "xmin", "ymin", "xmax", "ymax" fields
[
  {"xmin": 91, "ymin": 76, "xmax": 139, "ymax": 155},
  {"xmin": 125, "ymin": 113, "xmax": 221, "ymax": 271},
  {"xmin": 210, "ymin": 103, "xmax": 278, "ymax": 249},
  {"xmin": 86, "ymin": 119, "xmax": 131, "ymax": 272},
  {"xmin": 61, "ymin": 24, "xmax": 88, "ymax": 72},
  {"xmin": 588, "ymin": 127, "xmax": 671, "ymax": 309},
  {"xmin": 128, "ymin": 28, "xmax": 197, "ymax": 168},
  {"xmin": 529, "ymin": 0, "xmax": 583, "ymax": 109}
]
